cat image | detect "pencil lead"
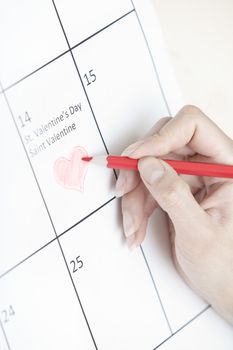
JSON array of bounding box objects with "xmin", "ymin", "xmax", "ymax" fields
[{"xmin": 82, "ymin": 157, "xmax": 92, "ymax": 162}]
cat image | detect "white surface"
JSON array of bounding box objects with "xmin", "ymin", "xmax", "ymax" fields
[
  {"xmin": 159, "ymin": 308, "xmax": 233, "ymax": 350},
  {"xmin": 0, "ymin": 0, "xmax": 67, "ymax": 87},
  {"xmin": 152, "ymin": 0, "xmax": 233, "ymax": 137}
]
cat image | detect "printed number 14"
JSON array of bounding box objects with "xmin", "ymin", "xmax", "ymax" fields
[{"xmin": 18, "ymin": 111, "xmax": 31, "ymax": 128}]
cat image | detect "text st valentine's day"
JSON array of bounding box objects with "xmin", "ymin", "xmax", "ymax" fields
[{"xmin": 18, "ymin": 102, "xmax": 82, "ymax": 158}]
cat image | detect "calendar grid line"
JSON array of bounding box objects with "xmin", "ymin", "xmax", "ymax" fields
[
  {"xmin": 58, "ymin": 196, "xmax": 116, "ymax": 238},
  {"xmin": 139, "ymin": 246, "xmax": 173, "ymax": 335},
  {"xmin": 1, "ymin": 49, "xmax": 70, "ymax": 93},
  {"xmin": 130, "ymin": 0, "xmax": 175, "ymax": 337},
  {"xmin": 52, "ymin": 0, "xmax": 110, "ymax": 157},
  {"xmin": 131, "ymin": 0, "xmax": 172, "ymax": 117},
  {"xmin": 56, "ymin": 237, "xmax": 99, "ymax": 349},
  {"xmin": 1, "ymin": 83, "xmax": 99, "ymax": 350},
  {"xmin": 0, "ymin": 318, "xmax": 11, "ymax": 350},
  {"xmin": 0, "ymin": 236, "xmax": 57, "ymax": 280},
  {"xmin": 1, "ymin": 83, "xmax": 58, "ymax": 235},
  {"xmin": 71, "ymin": 9, "xmax": 135, "ymax": 51},
  {"xmin": 0, "ymin": 196, "xmax": 115, "ymax": 280},
  {"xmin": 1, "ymin": 10, "xmax": 135, "ymax": 95},
  {"xmin": 153, "ymin": 305, "xmax": 210, "ymax": 349},
  {"xmin": 129, "ymin": 3, "xmax": 210, "ymax": 346}
]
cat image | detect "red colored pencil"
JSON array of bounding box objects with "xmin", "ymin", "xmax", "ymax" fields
[{"xmin": 82, "ymin": 155, "xmax": 233, "ymax": 179}]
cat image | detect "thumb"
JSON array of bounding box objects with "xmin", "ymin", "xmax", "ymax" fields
[{"xmin": 138, "ymin": 157, "xmax": 208, "ymax": 235}]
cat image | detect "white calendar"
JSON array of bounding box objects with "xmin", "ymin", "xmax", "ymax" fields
[{"xmin": 1, "ymin": 1, "xmax": 232, "ymax": 349}]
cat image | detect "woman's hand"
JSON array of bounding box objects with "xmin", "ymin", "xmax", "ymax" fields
[{"xmin": 116, "ymin": 105, "xmax": 233, "ymax": 324}]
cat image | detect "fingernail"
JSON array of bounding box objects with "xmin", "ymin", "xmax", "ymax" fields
[
  {"xmin": 115, "ymin": 173, "xmax": 126, "ymax": 198},
  {"xmin": 126, "ymin": 234, "xmax": 137, "ymax": 251},
  {"xmin": 123, "ymin": 211, "xmax": 136, "ymax": 237},
  {"xmin": 138, "ymin": 158, "xmax": 164, "ymax": 185},
  {"xmin": 123, "ymin": 140, "xmax": 144, "ymax": 156}
]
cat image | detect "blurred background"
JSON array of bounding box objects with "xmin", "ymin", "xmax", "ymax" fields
[{"xmin": 152, "ymin": 0, "xmax": 233, "ymax": 137}]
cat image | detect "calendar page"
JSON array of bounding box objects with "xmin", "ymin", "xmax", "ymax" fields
[{"xmin": 1, "ymin": 1, "xmax": 233, "ymax": 349}]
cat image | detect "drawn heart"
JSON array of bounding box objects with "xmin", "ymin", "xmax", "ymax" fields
[{"xmin": 54, "ymin": 146, "xmax": 88, "ymax": 191}]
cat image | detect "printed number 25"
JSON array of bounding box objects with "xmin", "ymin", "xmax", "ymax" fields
[
  {"xmin": 70, "ymin": 256, "xmax": 83, "ymax": 273},
  {"xmin": 84, "ymin": 69, "xmax": 96, "ymax": 86}
]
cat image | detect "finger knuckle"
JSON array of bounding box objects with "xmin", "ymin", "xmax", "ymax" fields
[
  {"xmin": 159, "ymin": 116, "xmax": 172, "ymax": 124},
  {"xmin": 179, "ymin": 105, "xmax": 207, "ymax": 124},
  {"xmin": 180, "ymin": 104, "xmax": 201, "ymax": 116},
  {"xmin": 177, "ymin": 105, "xmax": 209, "ymax": 128}
]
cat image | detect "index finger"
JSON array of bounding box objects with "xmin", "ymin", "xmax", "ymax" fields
[{"xmin": 127, "ymin": 105, "xmax": 233, "ymax": 163}]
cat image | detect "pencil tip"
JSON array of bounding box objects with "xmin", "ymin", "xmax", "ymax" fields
[{"xmin": 82, "ymin": 157, "xmax": 92, "ymax": 162}]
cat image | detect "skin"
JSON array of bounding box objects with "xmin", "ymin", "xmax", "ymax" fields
[{"xmin": 116, "ymin": 105, "xmax": 233, "ymax": 325}]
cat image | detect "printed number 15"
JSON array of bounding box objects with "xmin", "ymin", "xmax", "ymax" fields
[{"xmin": 84, "ymin": 69, "xmax": 96, "ymax": 86}]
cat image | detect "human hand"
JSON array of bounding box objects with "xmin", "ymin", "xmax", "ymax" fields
[{"xmin": 116, "ymin": 105, "xmax": 233, "ymax": 324}]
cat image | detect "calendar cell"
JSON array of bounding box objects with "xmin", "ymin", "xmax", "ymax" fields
[
  {"xmin": 0, "ymin": 242, "xmax": 95, "ymax": 350},
  {"xmin": 0, "ymin": 0, "xmax": 67, "ymax": 87},
  {"xmin": 0, "ymin": 95, "xmax": 54, "ymax": 276},
  {"xmin": 6, "ymin": 54, "xmax": 113, "ymax": 235},
  {"xmin": 60, "ymin": 200, "xmax": 171, "ymax": 350},
  {"xmin": 55, "ymin": 0, "xmax": 133, "ymax": 48},
  {"xmin": 142, "ymin": 210, "xmax": 206, "ymax": 332},
  {"xmin": 73, "ymin": 11, "xmax": 168, "ymax": 155}
]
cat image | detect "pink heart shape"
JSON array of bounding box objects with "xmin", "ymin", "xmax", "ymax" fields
[{"xmin": 54, "ymin": 146, "xmax": 88, "ymax": 191}]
